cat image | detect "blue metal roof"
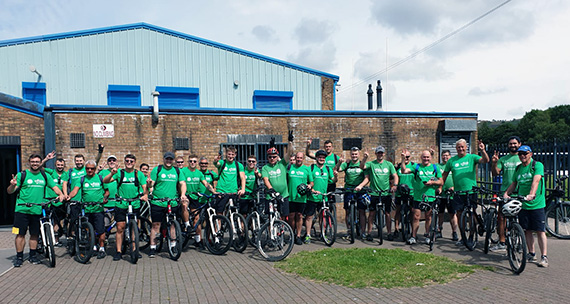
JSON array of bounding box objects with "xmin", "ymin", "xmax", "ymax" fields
[{"xmin": 0, "ymin": 22, "xmax": 340, "ymax": 81}]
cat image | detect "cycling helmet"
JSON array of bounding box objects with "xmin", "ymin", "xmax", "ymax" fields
[
  {"xmin": 397, "ymin": 184, "xmax": 411, "ymax": 195},
  {"xmin": 267, "ymin": 147, "xmax": 279, "ymax": 155},
  {"xmin": 315, "ymin": 150, "xmax": 327, "ymax": 158},
  {"xmin": 297, "ymin": 183, "xmax": 311, "ymax": 196},
  {"xmin": 502, "ymin": 199, "xmax": 522, "ymax": 216},
  {"xmin": 418, "ymin": 201, "xmax": 431, "ymax": 212},
  {"xmin": 360, "ymin": 193, "xmax": 371, "ymax": 206}
]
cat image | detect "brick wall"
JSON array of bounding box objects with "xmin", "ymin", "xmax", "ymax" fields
[
  {"xmin": 321, "ymin": 77, "xmax": 335, "ymax": 111},
  {"xmin": 0, "ymin": 107, "xmax": 44, "ymax": 160}
]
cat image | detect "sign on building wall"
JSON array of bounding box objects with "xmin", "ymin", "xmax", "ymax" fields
[{"xmin": 93, "ymin": 124, "xmax": 114, "ymax": 138}]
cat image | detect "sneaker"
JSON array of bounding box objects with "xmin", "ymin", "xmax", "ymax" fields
[
  {"xmin": 113, "ymin": 252, "xmax": 122, "ymax": 261},
  {"xmin": 538, "ymin": 256, "xmax": 549, "ymax": 268},
  {"xmin": 304, "ymin": 235, "xmax": 311, "ymax": 244},
  {"xmin": 361, "ymin": 233, "xmax": 367, "ymax": 240},
  {"xmin": 137, "ymin": 252, "xmax": 143, "ymax": 259},
  {"xmin": 295, "ymin": 237, "xmax": 303, "ymax": 245},
  {"xmin": 148, "ymin": 248, "xmax": 156, "ymax": 258},
  {"xmin": 423, "ymin": 233, "xmax": 429, "ymax": 238},
  {"xmin": 489, "ymin": 243, "xmax": 506, "ymax": 252},
  {"xmin": 28, "ymin": 255, "xmax": 41, "ymax": 265},
  {"xmin": 435, "ymin": 231, "xmax": 443, "ymax": 239},
  {"xmin": 195, "ymin": 241, "xmax": 205, "ymax": 250},
  {"xmin": 527, "ymin": 252, "xmax": 537, "ymax": 263},
  {"xmin": 97, "ymin": 250, "xmax": 107, "ymax": 259},
  {"xmin": 452, "ymin": 231, "xmax": 459, "ymax": 241},
  {"xmin": 366, "ymin": 234, "xmax": 373, "ymax": 242},
  {"xmin": 455, "ymin": 239, "xmax": 464, "ymax": 246},
  {"xmin": 408, "ymin": 237, "xmax": 417, "ymax": 245},
  {"xmin": 13, "ymin": 258, "xmax": 24, "ymax": 267},
  {"xmin": 387, "ymin": 233, "xmax": 394, "ymax": 241},
  {"xmin": 425, "ymin": 237, "xmax": 430, "ymax": 245},
  {"xmin": 393, "ymin": 230, "xmax": 399, "ymax": 239},
  {"xmin": 55, "ymin": 241, "xmax": 63, "ymax": 248}
]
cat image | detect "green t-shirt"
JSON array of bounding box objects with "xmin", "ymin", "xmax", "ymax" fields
[
  {"xmin": 262, "ymin": 159, "xmax": 289, "ymax": 199},
  {"xmin": 100, "ymin": 169, "xmax": 117, "ymax": 207},
  {"xmin": 112, "ymin": 169, "xmax": 147, "ymax": 209},
  {"xmin": 365, "ymin": 160, "xmax": 396, "ymax": 196},
  {"xmin": 216, "ymin": 160, "xmax": 245, "ymax": 193},
  {"xmin": 15, "ymin": 170, "xmax": 57, "ymax": 215},
  {"xmin": 437, "ymin": 163, "xmax": 454, "ymax": 198},
  {"xmin": 243, "ymin": 168, "xmax": 258, "ymax": 200},
  {"xmin": 396, "ymin": 162, "xmax": 415, "ymax": 197},
  {"xmin": 324, "ymin": 154, "xmax": 339, "ymax": 185},
  {"xmin": 410, "ymin": 164, "xmax": 441, "ymax": 202},
  {"xmin": 497, "ymin": 154, "xmax": 522, "ymax": 193},
  {"xmin": 72, "ymin": 175, "xmax": 106, "ymax": 213},
  {"xmin": 513, "ymin": 160, "xmax": 545, "ymax": 210},
  {"xmin": 150, "ymin": 166, "xmax": 184, "ymax": 207},
  {"xmin": 308, "ymin": 165, "xmax": 332, "ymax": 203},
  {"xmin": 339, "ymin": 161, "xmax": 364, "ymax": 190},
  {"xmin": 181, "ymin": 167, "xmax": 205, "ymax": 200},
  {"xmin": 198, "ymin": 170, "xmax": 218, "ymax": 203},
  {"xmin": 65, "ymin": 167, "xmax": 86, "ymax": 200},
  {"xmin": 44, "ymin": 168, "xmax": 68, "ymax": 206},
  {"xmin": 288, "ymin": 164, "xmax": 313, "ymax": 203},
  {"xmin": 444, "ymin": 154, "xmax": 482, "ymax": 192}
]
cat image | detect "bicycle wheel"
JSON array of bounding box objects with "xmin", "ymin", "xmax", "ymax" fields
[
  {"xmin": 204, "ymin": 215, "xmax": 233, "ymax": 255},
  {"xmin": 321, "ymin": 210, "xmax": 336, "ymax": 246},
  {"xmin": 257, "ymin": 219, "xmax": 294, "ymax": 261},
  {"xmin": 37, "ymin": 235, "xmax": 45, "ymax": 255},
  {"xmin": 139, "ymin": 217, "xmax": 153, "ymax": 250},
  {"xmin": 428, "ymin": 212, "xmax": 438, "ymax": 251},
  {"xmin": 348, "ymin": 204, "xmax": 356, "ymax": 244},
  {"xmin": 66, "ymin": 221, "xmax": 76, "ymax": 257},
  {"xmin": 75, "ymin": 221, "xmax": 95, "ymax": 264},
  {"xmin": 166, "ymin": 220, "xmax": 183, "ymax": 261},
  {"xmin": 401, "ymin": 205, "xmax": 410, "ymax": 242},
  {"xmin": 246, "ymin": 212, "xmax": 261, "ymax": 247},
  {"xmin": 545, "ymin": 201, "xmax": 570, "ymax": 239},
  {"xmin": 460, "ymin": 210, "xmax": 477, "ymax": 251},
  {"xmin": 377, "ymin": 206, "xmax": 384, "ymax": 245},
  {"xmin": 507, "ymin": 222, "xmax": 527, "ymax": 274},
  {"xmin": 127, "ymin": 220, "xmax": 140, "ymax": 264},
  {"xmin": 44, "ymin": 224, "xmax": 56, "ymax": 267},
  {"xmin": 231, "ymin": 213, "xmax": 248, "ymax": 253},
  {"xmin": 484, "ymin": 208, "xmax": 497, "ymax": 254}
]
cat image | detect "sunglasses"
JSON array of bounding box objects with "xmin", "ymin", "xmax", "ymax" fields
[
  {"xmin": 518, "ymin": 152, "xmax": 530, "ymax": 156},
  {"xmin": 247, "ymin": 160, "xmax": 257, "ymax": 163},
  {"xmin": 85, "ymin": 167, "xmax": 96, "ymax": 171},
  {"xmin": 176, "ymin": 161, "xmax": 185, "ymax": 164},
  {"xmin": 125, "ymin": 159, "xmax": 135, "ymax": 163},
  {"xmin": 189, "ymin": 160, "xmax": 197, "ymax": 163},
  {"xmin": 199, "ymin": 162, "xmax": 208, "ymax": 165},
  {"xmin": 268, "ymin": 155, "xmax": 278, "ymax": 159}
]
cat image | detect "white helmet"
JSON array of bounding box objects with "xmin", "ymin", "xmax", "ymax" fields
[{"xmin": 502, "ymin": 200, "xmax": 522, "ymax": 216}]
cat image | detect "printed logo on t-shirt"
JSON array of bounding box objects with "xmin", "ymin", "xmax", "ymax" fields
[
  {"xmin": 161, "ymin": 174, "xmax": 167, "ymax": 178},
  {"xmin": 27, "ymin": 179, "xmax": 33, "ymax": 184}
]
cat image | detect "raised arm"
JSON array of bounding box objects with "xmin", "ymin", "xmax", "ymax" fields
[
  {"xmin": 305, "ymin": 138, "xmax": 316, "ymax": 160},
  {"xmin": 478, "ymin": 140, "xmax": 490, "ymax": 164}
]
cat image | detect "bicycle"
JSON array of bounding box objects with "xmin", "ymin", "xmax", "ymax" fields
[
  {"xmin": 373, "ymin": 189, "xmax": 392, "ymax": 245},
  {"xmin": 256, "ymin": 190, "xmax": 294, "ymax": 261},
  {"xmin": 497, "ymin": 195, "xmax": 527, "ymax": 274},
  {"xmin": 456, "ymin": 187, "xmax": 487, "ymax": 251},
  {"xmin": 221, "ymin": 193, "xmax": 248, "ymax": 253},
  {"xmin": 337, "ymin": 188, "xmax": 366, "ymax": 244},
  {"xmin": 545, "ymin": 175, "xmax": 570, "ymax": 239},
  {"xmin": 313, "ymin": 190, "xmax": 337, "ymax": 246},
  {"xmin": 479, "ymin": 188, "xmax": 501, "ymax": 254},
  {"xmin": 18, "ymin": 198, "xmax": 59, "ymax": 267},
  {"xmin": 188, "ymin": 193, "xmax": 233, "ymax": 255},
  {"xmin": 398, "ymin": 190, "xmax": 413, "ymax": 243},
  {"xmin": 422, "ymin": 191, "xmax": 452, "ymax": 251},
  {"xmin": 67, "ymin": 200, "xmax": 98, "ymax": 264},
  {"xmin": 114, "ymin": 197, "xmax": 143, "ymax": 264},
  {"xmin": 246, "ymin": 188, "xmax": 267, "ymax": 247},
  {"xmin": 149, "ymin": 197, "xmax": 183, "ymax": 261}
]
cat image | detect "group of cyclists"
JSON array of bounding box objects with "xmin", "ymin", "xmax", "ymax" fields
[{"xmin": 7, "ymin": 134, "xmax": 549, "ymax": 268}]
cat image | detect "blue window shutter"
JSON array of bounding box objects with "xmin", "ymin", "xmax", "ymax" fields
[
  {"xmin": 107, "ymin": 85, "xmax": 141, "ymax": 106},
  {"xmin": 253, "ymin": 90, "xmax": 293, "ymax": 110},
  {"xmin": 22, "ymin": 82, "xmax": 46, "ymax": 105},
  {"xmin": 156, "ymin": 86, "xmax": 199, "ymax": 109}
]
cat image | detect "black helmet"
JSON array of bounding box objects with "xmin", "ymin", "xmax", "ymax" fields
[
  {"xmin": 297, "ymin": 183, "xmax": 310, "ymax": 196},
  {"xmin": 397, "ymin": 184, "xmax": 411, "ymax": 195},
  {"xmin": 315, "ymin": 150, "xmax": 327, "ymax": 158}
]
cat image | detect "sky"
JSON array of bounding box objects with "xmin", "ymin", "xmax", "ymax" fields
[{"xmin": 1, "ymin": 0, "xmax": 569, "ymax": 121}]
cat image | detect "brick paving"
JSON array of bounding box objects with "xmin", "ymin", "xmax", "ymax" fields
[{"xmin": 0, "ymin": 226, "xmax": 568, "ymax": 304}]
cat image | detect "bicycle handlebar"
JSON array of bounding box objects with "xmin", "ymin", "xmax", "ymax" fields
[{"xmin": 17, "ymin": 198, "xmax": 60, "ymax": 208}]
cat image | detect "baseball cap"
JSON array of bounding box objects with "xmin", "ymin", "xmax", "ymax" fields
[
  {"xmin": 107, "ymin": 155, "xmax": 117, "ymax": 161},
  {"xmin": 163, "ymin": 151, "xmax": 176, "ymax": 159},
  {"xmin": 517, "ymin": 145, "xmax": 532, "ymax": 153},
  {"xmin": 375, "ymin": 146, "xmax": 386, "ymax": 153}
]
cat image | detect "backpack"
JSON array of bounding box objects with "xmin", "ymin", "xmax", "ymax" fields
[
  {"xmin": 156, "ymin": 165, "xmax": 180, "ymax": 179},
  {"xmin": 116, "ymin": 169, "xmax": 140, "ymax": 190},
  {"xmin": 218, "ymin": 160, "xmax": 241, "ymax": 188},
  {"xmin": 17, "ymin": 169, "xmax": 49, "ymax": 199},
  {"xmin": 413, "ymin": 163, "xmax": 438, "ymax": 181},
  {"xmin": 311, "ymin": 164, "xmax": 332, "ymax": 179}
]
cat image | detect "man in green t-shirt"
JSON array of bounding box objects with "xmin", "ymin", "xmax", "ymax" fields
[
  {"xmin": 99, "ymin": 155, "xmax": 119, "ymax": 208},
  {"xmin": 147, "ymin": 152, "xmax": 188, "ymax": 257},
  {"xmin": 63, "ymin": 154, "xmax": 87, "ymax": 200},
  {"xmin": 288, "ymin": 152, "xmax": 314, "ymax": 245},
  {"xmin": 44, "ymin": 157, "xmax": 69, "ymax": 245},
  {"xmin": 240, "ymin": 155, "xmax": 262, "ymax": 215},
  {"xmin": 198, "ymin": 157, "xmax": 218, "ymax": 199},
  {"xmin": 358, "ymin": 145, "xmax": 399, "ymax": 242},
  {"xmin": 7, "ymin": 154, "xmax": 65, "ymax": 267},
  {"xmin": 490, "ymin": 136, "xmax": 521, "ymax": 252},
  {"xmin": 335, "ymin": 147, "xmax": 368, "ymax": 237},
  {"xmin": 305, "ymin": 150, "xmax": 336, "ymax": 244},
  {"xmin": 394, "ymin": 149, "xmax": 415, "ymax": 240},
  {"xmin": 442, "ymin": 138, "xmax": 489, "ymax": 245},
  {"xmin": 437, "ymin": 150, "xmax": 456, "ymax": 240},
  {"xmin": 103, "ymin": 154, "xmax": 149, "ymax": 261},
  {"xmin": 213, "ymin": 146, "xmax": 246, "ymax": 214},
  {"xmin": 262, "ymin": 142, "xmax": 293, "ymax": 220},
  {"xmin": 504, "ymin": 145, "xmax": 549, "ymax": 267},
  {"xmin": 306, "ymin": 139, "xmax": 340, "ymax": 212},
  {"xmin": 399, "ymin": 150, "xmax": 443, "ymax": 245},
  {"xmin": 68, "ymin": 160, "xmax": 110, "ymax": 259}
]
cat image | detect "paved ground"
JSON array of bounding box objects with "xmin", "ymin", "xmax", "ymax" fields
[{"xmin": 0, "ymin": 224, "xmax": 568, "ymax": 304}]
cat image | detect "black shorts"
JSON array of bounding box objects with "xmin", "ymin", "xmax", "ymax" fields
[
  {"xmin": 189, "ymin": 198, "xmax": 202, "ymax": 210},
  {"xmin": 412, "ymin": 200, "xmax": 431, "ymax": 212},
  {"xmin": 365, "ymin": 196, "xmax": 392, "ymax": 212},
  {"xmin": 264, "ymin": 197, "xmax": 290, "ymax": 216},
  {"xmin": 51, "ymin": 205, "xmax": 67, "ymax": 224},
  {"xmin": 344, "ymin": 192, "xmax": 366, "ymax": 210},
  {"xmin": 13, "ymin": 212, "xmax": 41, "ymax": 236},
  {"xmin": 304, "ymin": 201, "xmax": 318, "ymax": 216},
  {"xmin": 439, "ymin": 197, "xmax": 452, "ymax": 214},
  {"xmin": 518, "ymin": 208, "xmax": 546, "ymax": 232},
  {"xmin": 395, "ymin": 194, "xmax": 412, "ymax": 207},
  {"xmin": 150, "ymin": 204, "xmax": 180, "ymax": 223},
  {"xmin": 238, "ymin": 199, "xmax": 254, "ymax": 214},
  {"xmin": 289, "ymin": 201, "xmax": 306, "ymax": 214},
  {"xmin": 114, "ymin": 207, "xmax": 141, "ymax": 222},
  {"xmin": 451, "ymin": 193, "xmax": 477, "ymax": 213},
  {"xmin": 215, "ymin": 195, "xmax": 233, "ymax": 214},
  {"xmin": 86, "ymin": 212, "xmax": 105, "ymax": 235}
]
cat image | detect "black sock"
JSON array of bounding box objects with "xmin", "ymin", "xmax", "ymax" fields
[
  {"xmin": 29, "ymin": 249, "xmax": 37, "ymax": 257},
  {"xmin": 16, "ymin": 251, "xmax": 24, "ymax": 259}
]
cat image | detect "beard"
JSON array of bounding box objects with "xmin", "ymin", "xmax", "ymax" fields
[{"xmin": 509, "ymin": 146, "xmax": 518, "ymax": 153}]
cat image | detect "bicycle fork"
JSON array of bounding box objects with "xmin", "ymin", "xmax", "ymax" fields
[{"xmin": 40, "ymin": 209, "xmax": 56, "ymax": 247}]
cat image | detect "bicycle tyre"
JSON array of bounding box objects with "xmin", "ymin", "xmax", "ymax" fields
[
  {"xmin": 139, "ymin": 217, "xmax": 153, "ymax": 250},
  {"xmin": 246, "ymin": 212, "xmax": 261, "ymax": 247},
  {"xmin": 321, "ymin": 210, "xmax": 336, "ymax": 246},
  {"xmin": 44, "ymin": 224, "xmax": 56, "ymax": 267},
  {"xmin": 377, "ymin": 205, "xmax": 384, "ymax": 245},
  {"xmin": 460, "ymin": 210, "xmax": 477, "ymax": 251},
  {"xmin": 401, "ymin": 205, "xmax": 410, "ymax": 242},
  {"xmin": 75, "ymin": 221, "xmax": 95, "ymax": 264},
  {"xmin": 507, "ymin": 222, "xmax": 527, "ymax": 274},
  {"xmin": 349, "ymin": 204, "xmax": 356, "ymax": 244},
  {"xmin": 545, "ymin": 201, "xmax": 570, "ymax": 239},
  {"xmin": 155, "ymin": 223, "xmax": 165, "ymax": 253},
  {"xmin": 428, "ymin": 211, "xmax": 438, "ymax": 251},
  {"xmin": 484, "ymin": 208, "xmax": 497, "ymax": 254},
  {"xmin": 166, "ymin": 220, "xmax": 182, "ymax": 261},
  {"xmin": 204, "ymin": 215, "xmax": 233, "ymax": 255},
  {"xmin": 66, "ymin": 221, "xmax": 76, "ymax": 257},
  {"xmin": 257, "ymin": 219, "xmax": 294, "ymax": 261},
  {"xmin": 231, "ymin": 213, "xmax": 248, "ymax": 253},
  {"xmin": 128, "ymin": 220, "xmax": 140, "ymax": 264}
]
